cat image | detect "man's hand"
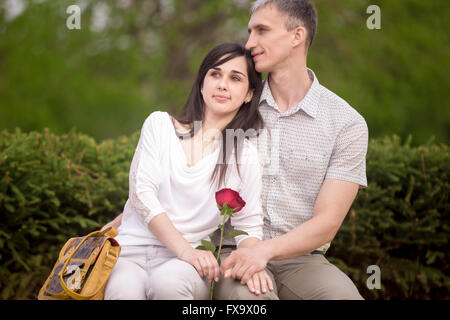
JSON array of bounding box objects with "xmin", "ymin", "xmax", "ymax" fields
[{"xmin": 220, "ymin": 242, "xmax": 271, "ymax": 284}]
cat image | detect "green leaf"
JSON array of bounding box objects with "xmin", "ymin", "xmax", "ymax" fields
[
  {"xmin": 0, "ymin": 230, "xmax": 11, "ymax": 240},
  {"xmin": 224, "ymin": 229, "xmax": 248, "ymax": 239},
  {"xmin": 201, "ymin": 240, "xmax": 216, "ymax": 253},
  {"xmin": 10, "ymin": 185, "xmax": 25, "ymax": 203},
  {"xmin": 50, "ymin": 197, "xmax": 60, "ymax": 207}
]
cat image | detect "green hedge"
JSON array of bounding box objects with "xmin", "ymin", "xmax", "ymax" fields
[
  {"xmin": 0, "ymin": 129, "xmax": 448, "ymax": 299},
  {"xmin": 327, "ymin": 135, "xmax": 449, "ymax": 299}
]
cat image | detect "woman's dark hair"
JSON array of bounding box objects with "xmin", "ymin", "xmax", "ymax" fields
[{"xmin": 172, "ymin": 42, "xmax": 264, "ymax": 189}]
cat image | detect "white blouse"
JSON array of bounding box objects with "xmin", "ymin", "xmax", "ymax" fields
[{"xmin": 116, "ymin": 111, "xmax": 264, "ymax": 248}]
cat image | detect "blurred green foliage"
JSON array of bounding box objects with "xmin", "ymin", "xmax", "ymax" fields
[
  {"xmin": 328, "ymin": 134, "xmax": 449, "ymax": 300},
  {"xmin": 0, "ymin": 129, "xmax": 448, "ymax": 299},
  {"xmin": 0, "ymin": 127, "xmax": 138, "ymax": 299},
  {"xmin": 0, "ymin": 0, "xmax": 449, "ymax": 144}
]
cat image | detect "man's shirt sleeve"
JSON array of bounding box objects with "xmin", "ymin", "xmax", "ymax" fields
[{"xmin": 325, "ymin": 115, "xmax": 368, "ymax": 188}]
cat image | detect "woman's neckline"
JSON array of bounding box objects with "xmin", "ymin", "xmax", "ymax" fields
[{"xmin": 167, "ymin": 113, "xmax": 220, "ymax": 169}]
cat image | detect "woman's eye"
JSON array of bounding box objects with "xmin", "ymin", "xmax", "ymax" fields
[
  {"xmin": 232, "ymin": 76, "xmax": 241, "ymax": 81},
  {"xmin": 211, "ymin": 72, "xmax": 220, "ymax": 77}
]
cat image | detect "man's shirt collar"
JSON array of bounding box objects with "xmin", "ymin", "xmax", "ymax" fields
[{"xmin": 260, "ymin": 68, "xmax": 321, "ymax": 118}]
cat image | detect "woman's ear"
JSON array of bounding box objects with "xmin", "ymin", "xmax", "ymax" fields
[{"xmin": 245, "ymin": 89, "xmax": 254, "ymax": 103}]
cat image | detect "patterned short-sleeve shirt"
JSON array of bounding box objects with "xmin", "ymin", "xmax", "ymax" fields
[{"xmin": 253, "ymin": 69, "xmax": 368, "ymax": 253}]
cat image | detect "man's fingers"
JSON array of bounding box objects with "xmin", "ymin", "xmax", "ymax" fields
[
  {"xmin": 231, "ymin": 262, "xmax": 245, "ymax": 280},
  {"xmin": 236, "ymin": 263, "xmax": 250, "ymax": 280},
  {"xmin": 241, "ymin": 265, "xmax": 257, "ymax": 284},
  {"xmin": 220, "ymin": 252, "xmax": 237, "ymax": 273},
  {"xmin": 223, "ymin": 269, "xmax": 232, "ymax": 279}
]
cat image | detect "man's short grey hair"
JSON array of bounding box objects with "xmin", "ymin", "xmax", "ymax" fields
[{"xmin": 250, "ymin": 0, "xmax": 317, "ymax": 49}]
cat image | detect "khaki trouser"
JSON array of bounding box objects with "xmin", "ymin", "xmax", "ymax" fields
[{"xmin": 214, "ymin": 247, "xmax": 364, "ymax": 300}]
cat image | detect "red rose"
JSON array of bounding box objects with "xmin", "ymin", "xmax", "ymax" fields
[{"xmin": 215, "ymin": 188, "xmax": 246, "ymax": 213}]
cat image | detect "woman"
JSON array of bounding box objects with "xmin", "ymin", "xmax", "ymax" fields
[{"xmin": 103, "ymin": 43, "xmax": 271, "ymax": 300}]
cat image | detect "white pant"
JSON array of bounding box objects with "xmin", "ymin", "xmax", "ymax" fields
[{"xmin": 104, "ymin": 245, "xmax": 210, "ymax": 300}]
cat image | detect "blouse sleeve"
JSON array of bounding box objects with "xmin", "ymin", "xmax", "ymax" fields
[
  {"xmin": 129, "ymin": 111, "xmax": 166, "ymax": 225},
  {"xmin": 230, "ymin": 141, "xmax": 264, "ymax": 246}
]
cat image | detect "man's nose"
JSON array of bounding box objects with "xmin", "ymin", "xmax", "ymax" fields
[{"xmin": 245, "ymin": 33, "xmax": 256, "ymax": 51}]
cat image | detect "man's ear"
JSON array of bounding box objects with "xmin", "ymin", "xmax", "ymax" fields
[{"xmin": 292, "ymin": 25, "xmax": 307, "ymax": 48}]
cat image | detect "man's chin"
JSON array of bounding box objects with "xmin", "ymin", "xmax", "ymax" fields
[{"xmin": 255, "ymin": 62, "xmax": 270, "ymax": 73}]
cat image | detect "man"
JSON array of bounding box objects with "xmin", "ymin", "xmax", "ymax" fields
[{"xmin": 214, "ymin": 0, "xmax": 368, "ymax": 300}]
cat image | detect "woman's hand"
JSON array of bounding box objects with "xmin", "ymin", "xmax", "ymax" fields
[
  {"xmin": 243, "ymin": 270, "xmax": 274, "ymax": 296},
  {"xmin": 100, "ymin": 213, "xmax": 123, "ymax": 231},
  {"xmin": 147, "ymin": 213, "xmax": 220, "ymax": 283},
  {"xmin": 179, "ymin": 247, "xmax": 220, "ymax": 283}
]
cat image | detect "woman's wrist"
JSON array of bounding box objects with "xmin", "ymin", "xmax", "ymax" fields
[
  {"xmin": 147, "ymin": 213, "xmax": 193, "ymax": 259},
  {"xmin": 176, "ymin": 243, "xmax": 195, "ymax": 261}
]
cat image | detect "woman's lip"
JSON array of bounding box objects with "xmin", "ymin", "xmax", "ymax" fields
[{"xmin": 214, "ymin": 95, "xmax": 230, "ymax": 102}]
